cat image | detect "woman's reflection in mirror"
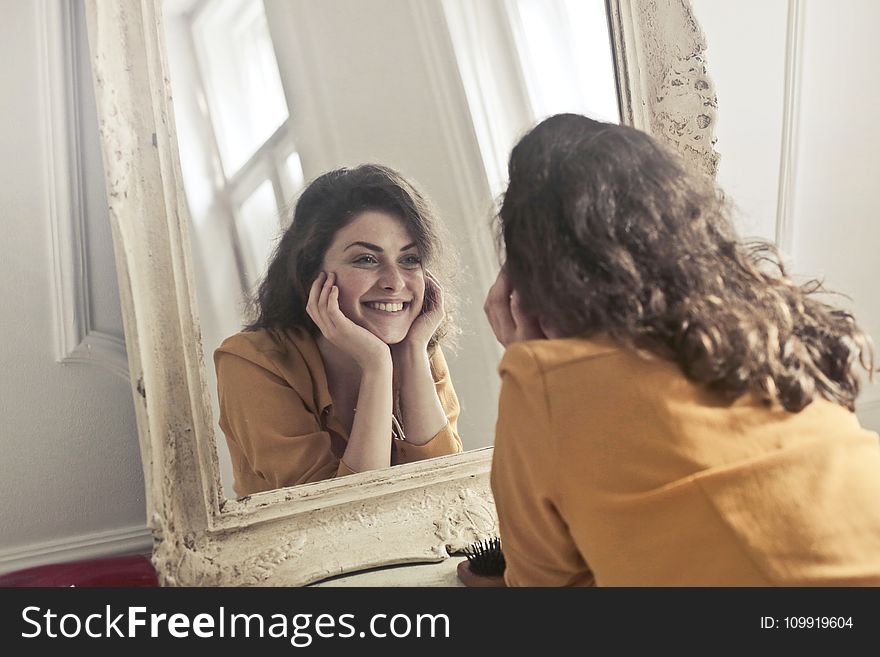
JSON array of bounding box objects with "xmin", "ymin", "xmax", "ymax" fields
[{"xmin": 215, "ymin": 164, "xmax": 462, "ymax": 497}]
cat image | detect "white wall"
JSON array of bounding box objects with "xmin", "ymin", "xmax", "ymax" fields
[
  {"xmin": 0, "ymin": 0, "xmax": 149, "ymax": 575},
  {"xmin": 691, "ymin": 0, "xmax": 880, "ymax": 431},
  {"xmin": 791, "ymin": 0, "xmax": 880, "ymax": 428},
  {"xmin": 690, "ymin": 0, "xmax": 789, "ymax": 243}
]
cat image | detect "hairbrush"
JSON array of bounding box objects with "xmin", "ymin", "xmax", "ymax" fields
[{"xmin": 463, "ymin": 536, "xmax": 506, "ymax": 577}]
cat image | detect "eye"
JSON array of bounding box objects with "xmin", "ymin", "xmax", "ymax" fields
[
  {"xmin": 401, "ymin": 254, "xmax": 422, "ymax": 268},
  {"xmin": 353, "ymin": 254, "xmax": 379, "ymax": 265}
]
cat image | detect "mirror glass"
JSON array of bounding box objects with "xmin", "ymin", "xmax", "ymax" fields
[{"xmin": 161, "ymin": 0, "xmax": 620, "ymax": 499}]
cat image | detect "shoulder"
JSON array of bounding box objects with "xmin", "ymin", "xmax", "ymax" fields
[
  {"xmin": 215, "ymin": 328, "xmax": 318, "ymax": 373},
  {"xmin": 216, "ymin": 329, "xmax": 284, "ymax": 364},
  {"xmin": 214, "ymin": 329, "xmax": 326, "ymax": 406},
  {"xmin": 501, "ymin": 336, "xmax": 693, "ymax": 401},
  {"xmin": 499, "ymin": 336, "xmax": 623, "ymax": 378}
]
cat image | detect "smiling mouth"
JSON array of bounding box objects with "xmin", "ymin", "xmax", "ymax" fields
[{"xmin": 364, "ymin": 301, "xmax": 410, "ymax": 313}]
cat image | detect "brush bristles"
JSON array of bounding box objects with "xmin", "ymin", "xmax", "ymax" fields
[{"xmin": 464, "ymin": 537, "xmax": 506, "ymax": 577}]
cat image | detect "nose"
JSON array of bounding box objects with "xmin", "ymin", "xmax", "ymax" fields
[{"xmin": 378, "ymin": 263, "xmax": 405, "ymax": 291}]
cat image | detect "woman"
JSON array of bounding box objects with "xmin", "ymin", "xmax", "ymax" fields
[
  {"xmin": 215, "ymin": 164, "xmax": 462, "ymax": 497},
  {"xmin": 481, "ymin": 114, "xmax": 880, "ymax": 586}
]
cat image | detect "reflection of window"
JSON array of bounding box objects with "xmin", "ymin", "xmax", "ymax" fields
[
  {"xmin": 282, "ymin": 151, "xmax": 305, "ymax": 201},
  {"xmin": 192, "ymin": 0, "xmax": 289, "ymax": 175},
  {"xmin": 443, "ymin": 0, "xmax": 618, "ymax": 197},
  {"xmin": 506, "ymin": 0, "xmax": 619, "ymax": 124},
  {"xmin": 165, "ymin": 0, "xmax": 304, "ymax": 296},
  {"xmin": 237, "ymin": 180, "xmax": 279, "ymax": 284}
]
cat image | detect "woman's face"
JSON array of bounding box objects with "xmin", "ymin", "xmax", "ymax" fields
[{"xmin": 320, "ymin": 210, "xmax": 425, "ymax": 344}]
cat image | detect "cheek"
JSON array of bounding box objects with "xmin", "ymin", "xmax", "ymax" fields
[{"xmin": 333, "ymin": 271, "xmax": 372, "ymax": 312}]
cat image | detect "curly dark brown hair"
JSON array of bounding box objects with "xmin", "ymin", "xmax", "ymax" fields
[
  {"xmin": 246, "ymin": 163, "xmax": 458, "ymax": 350},
  {"xmin": 499, "ymin": 113, "xmax": 874, "ymax": 412}
]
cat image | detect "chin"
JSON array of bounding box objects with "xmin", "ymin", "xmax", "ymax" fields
[
  {"xmin": 353, "ymin": 318, "xmax": 408, "ymax": 346},
  {"xmin": 370, "ymin": 328, "xmax": 409, "ymax": 345}
]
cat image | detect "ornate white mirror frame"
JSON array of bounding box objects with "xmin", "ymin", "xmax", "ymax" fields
[{"xmin": 83, "ymin": 0, "xmax": 718, "ymax": 586}]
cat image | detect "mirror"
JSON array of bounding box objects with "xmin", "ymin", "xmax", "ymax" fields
[
  {"xmin": 84, "ymin": 0, "xmax": 718, "ymax": 585},
  {"xmin": 160, "ymin": 0, "xmax": 621, "ymax": 499}
]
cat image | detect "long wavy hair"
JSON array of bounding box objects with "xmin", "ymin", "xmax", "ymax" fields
[
  {"xmin": 499, "ymin": 113, "xmax": 874, "ymax": 412},
  {"xmin": 247, "ymin": 163, "xmax": 457, "ymax": 350}
]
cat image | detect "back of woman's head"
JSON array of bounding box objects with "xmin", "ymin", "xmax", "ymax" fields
[
  {"xmin": 247, "ymin": 163, "xmax": 455, "ymax": 348},
  {"xmin": 500, "ymin": 113, "xmax": 874, "ymax": 411}
]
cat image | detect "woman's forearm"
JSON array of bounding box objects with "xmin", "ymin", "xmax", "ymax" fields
[
  {"xmin": 394, "ymin": 345, "xmax": 448, "ymax": 445},
  {"xmin": 341, "ymin": 360, "xmax": 394, "ymax": 472}
]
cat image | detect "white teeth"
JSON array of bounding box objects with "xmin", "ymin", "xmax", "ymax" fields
[{"xmin": 367, "ymin": 302, "xmax": 405, "ymax": 312}]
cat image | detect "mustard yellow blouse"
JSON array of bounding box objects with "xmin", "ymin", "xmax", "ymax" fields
[
  {"xmin": 491, "ymin": 337, "xmax": 880, "ymax": 586},
  {"xmin": 215, "ymin": 328, "xmax": 462, "ymax": 497}
]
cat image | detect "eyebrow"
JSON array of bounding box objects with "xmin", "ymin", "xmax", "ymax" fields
[{"xmin": 343, "ymin": 241, "xmax": 418, "ymax": 252}]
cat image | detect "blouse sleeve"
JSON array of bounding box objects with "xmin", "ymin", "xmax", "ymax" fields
[
  {"xmin": 215, "ymin": 348, "xmax": 349, "ymax": 495},
  {"xmin": 393, "ymin": 346, "xmax": 464, "ymax": 465},
  {"xmin": 490, "ymin": 343, "xmax": 596, "ymax": 586}
]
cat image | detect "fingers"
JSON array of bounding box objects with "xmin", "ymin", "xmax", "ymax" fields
[
  {"xmin": 309, "ymin": 273, "xmax": 389, "ymax": 366},
  {"xmin": 422, "ymin": 270, "xmax": 445, "ymax": 316},
  {"xmin": 307, "ymin": 271, "xmax": 339, "ymax": 335},
  {"xmin": 313, "ymin": 271, "xmax": 359, "ymax": 339},
  {"xmin": 511, "ymin": 291, "xmax": 545, "ymax": 341},
  {"xmin": 484, "ymin": 268, "xmax": 511, "ymax": 305},
  {"xmin": 484, "ymin": 271, "xmax": 516, "ymax": 347},
  {"xmin": 484, "ymin": 269, "xmax": 549, "ymax": 346},
  {"xmin": 306, "ymin": 271, "xmax": 326, "ymax": 328},
  {"xmin": 318, "ymin": 272, "xmax": 333, "ymax": 319},
  {"xmin": 306, "ymin": 271, "xmax": 325, "ymax": 312},
  {"xmin": 325, "ymin": 283, "xmax": 347, "ymax": 326}
]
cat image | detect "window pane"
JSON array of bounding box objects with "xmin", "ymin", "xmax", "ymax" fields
[
  {"xmin": 510, "ymin": 0, "xmax": 619, "ymax": 123},
  {"xmin": 442, "ymin": 0, "xmax": 619, "ymax": 197},
  {"xmin": 236, "ymin": 180, "xmax": 281, "ymax": 289},
  {"xmin": 193, "ymin": 0, "xmax": 289, "ymax": 174},
  {"xmin": 282, "ymin": 151, "xmax": 305, "ymax": 200}
]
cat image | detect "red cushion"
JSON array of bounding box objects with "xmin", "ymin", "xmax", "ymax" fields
[{"xmin": 0, "ymin": 554, "xmax": 158, "ymax": 587}]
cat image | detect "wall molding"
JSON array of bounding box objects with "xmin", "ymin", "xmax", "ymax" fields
[
  {"xmin": 774, "ymin": 0, "xmax": 804, "ymax": 258},
  {"xmin": 41, "ymin": 0, "xmax": 128, "ymax": 381},
  {"xmin": 0, "ymin": 524, "xmax": 152, "ymax": 576}
]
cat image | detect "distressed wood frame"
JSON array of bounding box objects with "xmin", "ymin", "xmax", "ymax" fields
[{"xmin": 83, "ymin": 0, "xmax": 718, "ymax": 586}]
